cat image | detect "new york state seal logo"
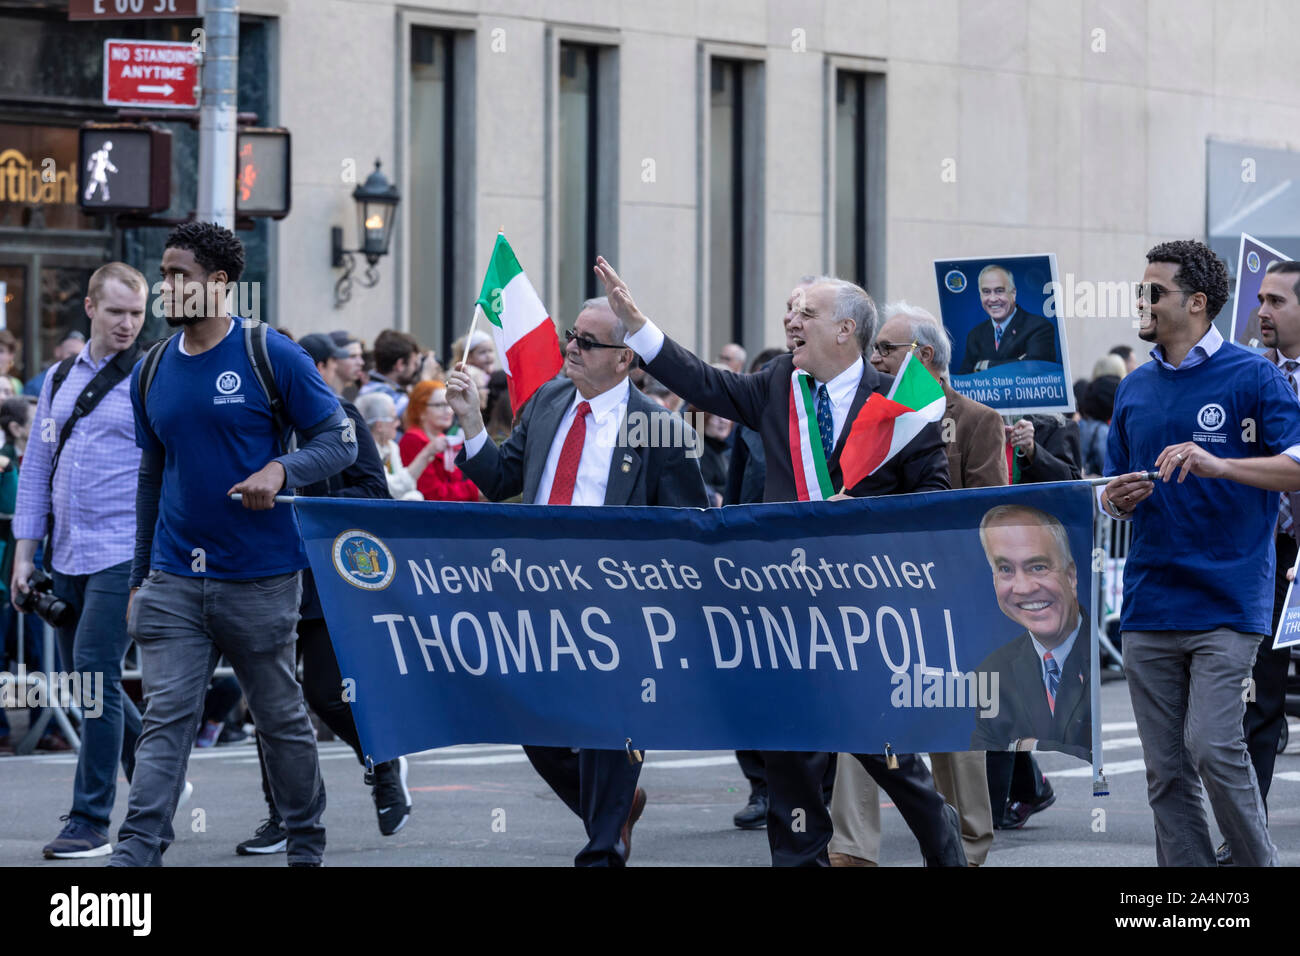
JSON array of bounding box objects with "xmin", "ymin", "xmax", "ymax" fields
[{"xmin": 333, "ymin": 530, "xmax": 395, "ymax": 591}]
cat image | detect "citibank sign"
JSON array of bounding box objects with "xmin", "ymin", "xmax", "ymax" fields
[{"xmin": 0, "ymin": 149, "xmax": 78, "ymax": 206}]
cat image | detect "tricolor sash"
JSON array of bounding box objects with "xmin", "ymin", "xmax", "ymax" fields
[{"xmin": 788, "ymin": 370, "xmax": 834, "ymax": 501}]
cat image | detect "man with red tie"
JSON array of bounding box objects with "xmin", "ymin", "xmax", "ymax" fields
[
  {"xmin": 594, "ymin": 257, "xmax": 966, "ymax": 868},
  {"xmin": 445, "ymin": 296, "xmax": 708, "ymax": 866}
]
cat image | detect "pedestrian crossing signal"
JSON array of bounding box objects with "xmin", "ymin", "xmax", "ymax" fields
[
  {"xmin": 77, "ymin": 124, "xmax": 172, "ymax": 214},
  {"xmin": 235, "ymin": 128, "xmax": 291, "ymax": 219}
]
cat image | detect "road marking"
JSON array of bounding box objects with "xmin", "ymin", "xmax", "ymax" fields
[
  {"xmin": 645, "ymin": 756, "xmax": 741, "ymax": 769},
  {"xmin": 416, "ymin": 754, "xmax": 532, "ymax": 766},
  {"xmin": 1048, "ymin": 758, "xmax": 1146, "ymax": 778}
]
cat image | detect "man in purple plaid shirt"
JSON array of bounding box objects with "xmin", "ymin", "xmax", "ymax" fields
[{"xmin": 12, "ymin": 261, "xmax": 149, "ymax": 859}]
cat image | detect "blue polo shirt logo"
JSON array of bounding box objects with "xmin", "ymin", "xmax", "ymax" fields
[{"xmin": 214, "ymin": 370, "xmax": 244, "ymax": 406}]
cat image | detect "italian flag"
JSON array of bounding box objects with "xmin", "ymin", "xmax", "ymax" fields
[
  {"xmin": 474, "ymin": 234, "xmax": 563, "ymax": 414},
  {"xmin": 838, "ymin": 351, "xmax": 946, "ymax": 492}
]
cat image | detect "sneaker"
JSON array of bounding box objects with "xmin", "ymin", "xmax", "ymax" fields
[
  {"xmin": 216, "ymin": 724, "xmax": 250, "ymax": 746},
  {"xmin": 175, "ymin": 780, "xmax": 194, "ymax": 819},
  {"xmin": 195, "ymin": 721, "xmax": 222, "ymax": 748},
  {"xmin": 370, "ymin": 756, "xmax": 411, "ymax": 836},
  {"xmin": 235, "ymin": 817, "xmax": 288, "ymax": 855},
  {"xmin": 43, "ymin": 815, "xmax": 111, "ymax": 859}
]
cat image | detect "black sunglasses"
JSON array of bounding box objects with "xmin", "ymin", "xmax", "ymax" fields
[
  {"xmin": 564, "ymin": 329, "xmax": 628, "ymax": 351},
  {"xmin": 872, "ymin": 340, "xmax": 913, "ymax": 357},
  {"xmin": 1137, "ymin": 282, "xmax": 1193, "ymax": 306}
]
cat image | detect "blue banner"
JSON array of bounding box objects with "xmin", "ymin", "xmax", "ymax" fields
[
  {"xmin": 296, "ymin": 483, "xmax": 1096, "ymax": 766},
  {"xmin": 1229, "ymin": 233, "xmax": 1289, "ymax": 349}
]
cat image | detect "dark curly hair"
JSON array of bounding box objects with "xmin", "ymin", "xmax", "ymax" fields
[
  {"xmin": 1145, "ymin": 239, "xmax": 1229, "ymax": 321},
  {"xmin": 164, "ymin": 221, "xmax": 246, "ymax": 283}
]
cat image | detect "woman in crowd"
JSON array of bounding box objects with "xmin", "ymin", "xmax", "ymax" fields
[
  {"xmin": 357, "ymin": 391, "xmax": 429, "ymax": 501},
  {"xmin": 399, "ymin": 380, "xmax": 480, "ymax": 502}
]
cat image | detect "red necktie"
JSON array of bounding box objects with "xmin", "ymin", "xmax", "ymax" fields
[{"xmin": 547, "ymin": 400, "xmax": 591, "ymax": 505}]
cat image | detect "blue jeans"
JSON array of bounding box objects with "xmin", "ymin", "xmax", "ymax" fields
[
  {"xmin": 110, "ymin": 570, "xmax": 324, "ymax": 866},
  {"xmin": 52, "ymin": 560, "xmax": 141, "ymax": 830}
]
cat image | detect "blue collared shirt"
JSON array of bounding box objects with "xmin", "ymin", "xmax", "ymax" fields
[
  {"xmin": 1148, "ymin": 324, "xmax": 1223, "ymax": 371},
  {"xmin": 13, "ymin": 345, "xmax": 141, "ymax": 575}
]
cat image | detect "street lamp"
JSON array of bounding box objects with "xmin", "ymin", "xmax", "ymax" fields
[{"xmin": 332, "ymin": 158, "xmax": 400, "ymax": 307}]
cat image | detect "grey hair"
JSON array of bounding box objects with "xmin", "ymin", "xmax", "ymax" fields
[
  {"xmin": 355, "ymin": 391, "xmax": 397, "ymax": 426},
  {"xmin": 580, "ymin": 295, "xmax": 629, "ymax": 344},
  {"xmin": 978, "ymin": 505, "xmax": 1074, "ymax": 572},
  {"xmin": 881, "ymin": 300, "xmax": 952, "ymax": 373},
  {"xmin": 816, "ymin": 278, "xmax": 877, "ymax": 356},
  {"xmin": 977, "ymin": 263, "xmax": 1016, "ymax": 294}
]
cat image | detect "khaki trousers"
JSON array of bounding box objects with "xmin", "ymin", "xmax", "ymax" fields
[{"xmin": 829, "ymin": 751, "xmax": 994, "ymax": 865}]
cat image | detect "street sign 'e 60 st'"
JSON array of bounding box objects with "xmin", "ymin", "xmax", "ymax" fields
[
  {"xmin": 70, "ymin": 0, "xmax": 201, "ymax": 19},
  {"xmin": 78, "ymin": 124, "xmax": 172, "ymax": 214},
  {"xmin": 103, "ymin": 39, "xmax": 199, "ymax": 109}
]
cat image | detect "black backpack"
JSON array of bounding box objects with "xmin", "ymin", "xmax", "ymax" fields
[{"xmin": 137, "ymin": 320, "xmax": 291, "ymax": 452}]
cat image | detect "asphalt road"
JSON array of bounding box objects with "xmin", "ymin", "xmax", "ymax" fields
[{"xmin": 3, "ymin": 678, "xmax": 1300, "ymax": 867}]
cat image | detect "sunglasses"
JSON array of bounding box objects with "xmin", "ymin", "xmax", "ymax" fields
[
  {"xmin": 564, "ymin": 329, "xmax": 628, "ymax": 352},
  {"xmin": 1137, "ymin": 282, "xmax": 1192, "ymax": 306}
]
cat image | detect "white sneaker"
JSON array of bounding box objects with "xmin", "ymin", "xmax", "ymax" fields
[{"xmin": 174, "ymin": 780, "xmax": 194, "ymax": 820}]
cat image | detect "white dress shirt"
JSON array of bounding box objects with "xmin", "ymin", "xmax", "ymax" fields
[
  {"xmin": 625, "ymin": 318, "xmax": 863, "ymax": 448},
  {"xmin": 464, "ymin": 378, "xmax": 630, "ymax": 506}
]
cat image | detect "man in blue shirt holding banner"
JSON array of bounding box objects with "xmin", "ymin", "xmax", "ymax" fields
[
  {"xmin": 1101, "ymin": 239, "xmax": 1300, "ymax": 867},
  {"xmin": 110, "ymin": 222, "xmax": 357, "ymax": 867}
]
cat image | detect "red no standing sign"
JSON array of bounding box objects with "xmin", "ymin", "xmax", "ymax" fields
[{"xmin": 103, "ymin": 39, "xmax": 199, "ymax": 109}]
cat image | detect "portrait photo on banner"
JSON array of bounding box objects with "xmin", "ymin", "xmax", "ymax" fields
[
  {"xmin": 1228, "ymin": 232, "xmax": 1290, "ymax": 349},
  {"xmin": 933, "ymin": 252, "xmax": 1074, "ymax": 417}
]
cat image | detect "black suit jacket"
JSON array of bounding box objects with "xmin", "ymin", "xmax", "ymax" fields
[
  {"xmin": 1016, "ymin": 414, "xmax": 1082, "ymax": 483},
  {"xmin": 647, "ymin": 337, "xmax": 949, "ymax": 502},
  {"xmin": 958, "ymin": 307, "xmax": 1058, "ymax": 374},
  {"xmin": 455, "ymin": 377, "xmax": 708, "ymax": 508},
  {"xmin": 970, "ymin": 613, "xmax": 1091, "ymax": 760}
]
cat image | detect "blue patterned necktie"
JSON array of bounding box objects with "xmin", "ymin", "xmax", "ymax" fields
[
  {"xmin": 994, "ymin": 322, "xmax": 1004, "ymax": 350},
  {"xmin": 1043, "ymin": 652, "xmax": 1060, "ymax": 714},
  {"xmin": 815, "ymin": 384, "xmax": 835, "ymax": 461}
]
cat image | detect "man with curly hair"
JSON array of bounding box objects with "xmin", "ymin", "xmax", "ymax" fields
[
  {"xmin": 111, "ymin": 222, "xmax": 357, "ymax": 867},
  {"xmin": 1101, "ymin": 239, "xmax": 1300, "ymax": 867}
]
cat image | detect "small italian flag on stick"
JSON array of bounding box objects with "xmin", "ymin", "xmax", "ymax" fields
[
  {"xmin": 837, "ymin": 349, "xmax": 945, "ymax": 492},
  {"xmin": 472, "ymin": 233, "xmax": 563, "ymax": 415}
]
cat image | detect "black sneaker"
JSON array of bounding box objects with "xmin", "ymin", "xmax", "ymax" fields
[
  {"xmin": 235, "ymin": 817, "xmax": 288, "ymax": 855},
  {"xmin": 370, "ymin": 755, "xmax": 411, "ymax": 836},
  {"xmin": 43, "ymin": 815, "xmax": 111, "ymax": 859},
  {"xmin": 733, "ymin": 791, "xmax": 768, "ymax": 830}
]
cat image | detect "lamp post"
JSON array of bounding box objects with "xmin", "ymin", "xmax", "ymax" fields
[{"xmin": 332, "ymin": 158, "xmax": 400, "ymax": 308}]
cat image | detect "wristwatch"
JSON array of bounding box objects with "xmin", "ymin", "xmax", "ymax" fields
[{"xmin": 1102, "ymin": 494, "xmax": 1130, "ymax": 519}]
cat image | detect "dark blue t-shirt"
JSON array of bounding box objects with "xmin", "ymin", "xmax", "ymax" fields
[
  {"xmin": 131, "ymin": 319, "xmax": 342, "ymax": 579},
  {"xmin": 1105, "ymin": 343, "xmax": 1300, "ymax": 634}
]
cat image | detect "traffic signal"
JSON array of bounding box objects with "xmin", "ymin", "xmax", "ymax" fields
[
  {"xmin": 235, "ymin": 128, "xmax": 291, "ymax": 219},
  {"xmin": 77, "ymin": 123, "xmax": 172, "ymax": 214}
]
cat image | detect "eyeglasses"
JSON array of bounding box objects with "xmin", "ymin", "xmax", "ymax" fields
[
  {"xmin": 1136, "ymin": 282, "xmax": 1192, "ymax": 306},
  {"xmin": 564, "ymin": 329, "xmax": 628, "ymax": 351},
  {"xmin": 872, "ymin": 340, "xmax": 913, "ymax": 357}
]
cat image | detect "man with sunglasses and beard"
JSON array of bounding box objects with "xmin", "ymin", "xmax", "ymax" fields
[
  {"xmin": 111, "ymin": 222, "xmax": 357, "ymax": 867},
  {"xmin": 445, "ymin": 296, "xmax": 707, "ymax": 866},
  {"xmin": 1102, "ymin": 239, "xmax": 1300, "ymax": 867}
]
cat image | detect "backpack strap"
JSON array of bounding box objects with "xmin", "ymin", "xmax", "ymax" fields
[
  {"xmin": 137, "ymin": 332, "xmax": 180, "ymax": 429},
  {"xmin": 243, "ymin": 320, "xmax": 291, "ymax": 453},
  {"xmin": 47, "ymin": 356, "xmax": 77, "ymax": 404}
]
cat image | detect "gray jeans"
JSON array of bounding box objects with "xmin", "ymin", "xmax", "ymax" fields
[
  {"xmin": 1123, "ymin": 628, "xmax": 1278, "ymax": 867},
  {"xmin": 110, "ymin": 570, "xmax": 325, "ymax": 866}
]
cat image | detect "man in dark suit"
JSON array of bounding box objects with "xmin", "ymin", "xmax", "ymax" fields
[
  {"xmin": 971, "ymin": 505, "xmax": 1090, "ymax": 761},
  {"xmin": 445, "ymin": 296, "xmax": 707, "ymax": 866},
  {"xmin": 595, "ymin": 257, "xmax": 966, "ymax": 867},
  {"xmin": 957, "ymin": 264, "xmax": 1058, "ymax": 374}
]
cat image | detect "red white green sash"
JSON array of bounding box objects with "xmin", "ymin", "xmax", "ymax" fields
[{"xmin": 788, "ymin": 370, "xmax": 834, "ymax": 501}]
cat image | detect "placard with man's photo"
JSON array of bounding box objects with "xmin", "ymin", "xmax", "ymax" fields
[{"xmin": 933, "ymin": 253, "xmax": 1075, "ymax": 417}]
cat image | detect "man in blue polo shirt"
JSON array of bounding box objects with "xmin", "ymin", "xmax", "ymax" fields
[
  {"xmin": 110, "ymin": 222, "xmax": 356, "ymax": 867},
  {"xmin": 1101, "ymin": 239, "xmax": 1300, "ymax": 867}
]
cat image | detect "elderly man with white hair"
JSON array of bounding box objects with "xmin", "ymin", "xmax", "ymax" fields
[{"xmin": 825, "ymin": 300, "xmax": 1007, "ymax": 867}]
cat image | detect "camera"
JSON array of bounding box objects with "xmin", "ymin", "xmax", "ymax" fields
[{"xmin": 14, "ymin": 569, "xmax": 75, "ymax": 629}]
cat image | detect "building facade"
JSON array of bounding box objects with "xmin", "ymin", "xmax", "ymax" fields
[{"xmin": 3, "ymin": 0, "xmax": 1299, "ymax": 380}]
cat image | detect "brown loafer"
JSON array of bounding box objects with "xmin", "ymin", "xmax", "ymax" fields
[
  {"xmin": 621, "ymin": 787, "xmax": 647, "ymax": 862},
  {"xmin": 829, "ymin": 851, "xmax": 876, "ymax": 867}
]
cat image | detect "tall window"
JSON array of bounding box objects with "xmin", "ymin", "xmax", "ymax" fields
[
  {"xmin": 557, "ymin": 43, "xmax": 598, "ymax": 330},
  {"xmin": 709, "ymin": 58, "xmax": 743, "ymax": 350},
  {"xmin": 833, "ymin": 68, "xmax": 885, "ymax": 296},
  {"xmin": 410, "ymin": 27, "xmax": 455, "ymax": 357}
]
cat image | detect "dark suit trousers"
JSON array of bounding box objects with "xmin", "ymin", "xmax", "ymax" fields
[
  {"xmin": 985, "ymin": 752, "xmax": 1049, "ymax": 819},
  {"xmin": 525, "ymin": 745, "xmax": 642, "ymax": 867},
  {"xmin": 1243, "ymin": 532, "xmax": 1297, "ymax": 809},
  {"xmin": 736, "ymin": 749, "xmax": 836, "ymax": 799},
  {"xmin": 763, "ymin": 750, "xmax": 961, "ymax": 866}
]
